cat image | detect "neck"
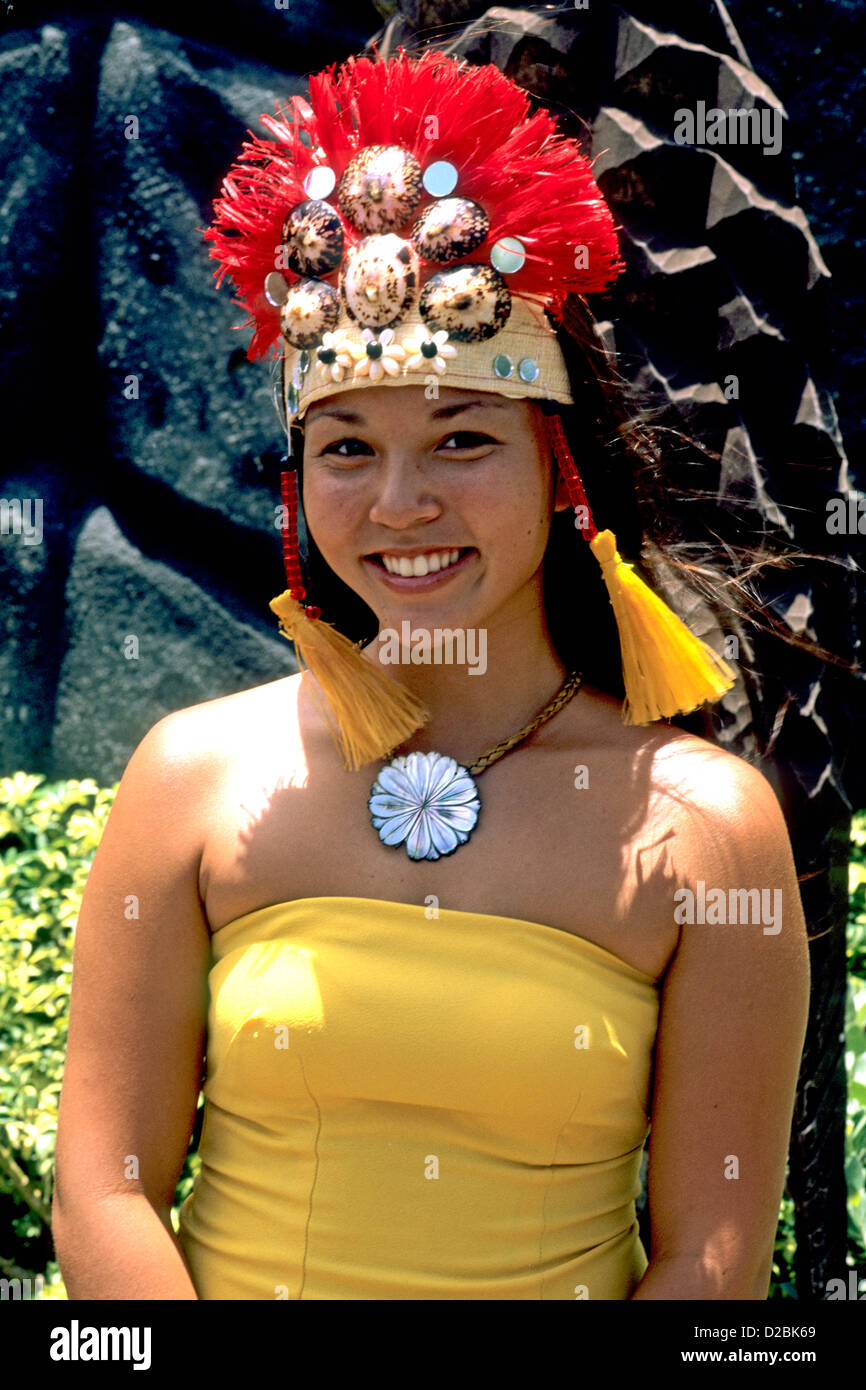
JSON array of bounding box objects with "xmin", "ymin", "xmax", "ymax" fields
[{"xmin": 361, "ymin": 621, "xmax": 571, "ymax": 764}]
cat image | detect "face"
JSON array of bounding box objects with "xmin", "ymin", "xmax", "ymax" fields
[{"xmin": 300, "ymin": 385, "xmax": 572, "ymax": 640}]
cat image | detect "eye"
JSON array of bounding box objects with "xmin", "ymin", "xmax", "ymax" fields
[
  {"xmin": 438, "ymin": 431, "xmax": 497, "ymax": 451},
  {"xmin": 317, "ymin": 437, "xmax": 373, "ymax": 457},
  {"xmin": 316, "ymin": 431, "xmax": 496, "ymax": 457}
]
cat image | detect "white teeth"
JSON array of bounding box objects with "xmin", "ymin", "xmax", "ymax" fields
[{"xmin": 380, "ymin": 549, "xmax": 464, "ymax": 577}]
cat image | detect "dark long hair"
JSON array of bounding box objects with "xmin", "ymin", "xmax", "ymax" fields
[{"xmin": 285, "ymin": 292, "xmax": 850, "ymax": 750}]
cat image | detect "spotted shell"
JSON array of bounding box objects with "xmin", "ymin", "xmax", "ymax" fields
[
  {"xmin": 338, "ymin": 145, "xmax": 423, "ymax": 234},
  {"xmin": 280, "ymin": 199, "xmax": 344, "ymax": 277},
  {"xmin": 419, "ymin": 264, "xmax": 511, "ymax": 342},
  {"xmin": 411, "ymin": 198, "xmax": 489, "ymax": 264},
  {"xmin": 279, "ymin": 277, "xmax": 340, "ymax": 349},
  {"xmin": 341, "ymin": 234, "xmax": 419, "ymax": 330}
]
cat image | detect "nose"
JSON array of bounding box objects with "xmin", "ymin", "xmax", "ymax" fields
[{"xmin": 367, "ymin": 453, "xmax": 442, "ymax": 530}]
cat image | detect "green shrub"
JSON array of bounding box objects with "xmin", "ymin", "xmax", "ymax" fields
[
  {"xmin": 1, "ymin": 773, "xmax": 864, "ymax": 1299},
  {"xmin": 0, "ymin": 771, "xmax": 201, "ymax": 1298}
]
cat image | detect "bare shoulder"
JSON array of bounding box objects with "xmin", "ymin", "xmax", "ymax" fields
[
  {"xmin": 648, "ymin": 726, "xmax": 777, "ymax": 804},
  {"xmin": 577, "ymin": 685, "xmax": 778, "ymax": 808},
  {"xmin": 641, "ymin": 742, "xmax": 794, "ymax": 909},
  {"xmin": 646, "ymin": 728, "xmax": 790, "ymax": 867},
  {"xmin": 139, "ymin": 671, "xmax": 305, "ymax": 769},
  {"xmin": 575, "ymin": 687, "xmax": 791, "ymax": 875}
]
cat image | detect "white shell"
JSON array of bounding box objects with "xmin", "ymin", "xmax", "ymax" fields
[
  {"xmin": 341, "ymin": 233, "xmax": 419, "ymax": 329},
  {"xmin": 338, "ymin": 145, "xmax": 423, "ymax": 234},
  {"xmin": 281, "ymin": 199, "xmax": 344, "ymax": 277},
  {"xmin": 419, "ymin": 264, "xmax": 511, "ymax": 341},
  {"xmin": 412, "ymin": 197, "xmax": 489, "ymax": 264},
  {"xmin": 279, "ymin": 278, "xmax": 340, "ymax": 348},
  {"xmin": 303, "ymin": 165, "xmax": 337, "ymax": 199},
  {"xmin": 368, "ymin": 752, "xmax": 481, "ymax": 861}
]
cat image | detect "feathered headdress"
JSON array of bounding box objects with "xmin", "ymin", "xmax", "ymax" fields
[
  {"xmin": 202, "ymin": 47, "xmax": 735, "ymax": 768},
  {"xmin": 205, "ymin": 48, "xmax": 623, "ymax": 364}
]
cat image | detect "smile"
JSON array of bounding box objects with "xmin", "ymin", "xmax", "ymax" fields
[
  {"xmin": 381, "ymin": 548, "xmax": 464, "ymax": 577},
  {"xmin": 363, "ymin": 547, "xmax": 476, "ymax": 588}
]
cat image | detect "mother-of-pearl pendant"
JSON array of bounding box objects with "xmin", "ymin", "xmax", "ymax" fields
[{"xmin": 368, "ymin": 751, "xmax": 481, "ymax": 861}]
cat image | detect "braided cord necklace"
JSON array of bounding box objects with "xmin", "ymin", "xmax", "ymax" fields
[{"xmin": 368, "ymin": 670, "xmax": 584, "ymax": 861}]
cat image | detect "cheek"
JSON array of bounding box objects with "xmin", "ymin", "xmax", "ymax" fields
[
  {"xmin": 302, "ymin": 472, "xmax": 364, "ymax": 556},
  {"xmin": 469, "ymin": 467, "xmax": 552, "ymax": 555}
]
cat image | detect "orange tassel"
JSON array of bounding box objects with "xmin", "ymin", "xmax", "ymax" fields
[
  {"xmin": 269, "ymin": 590, "xmax": 429, "ymax": 770},
  {"xmin": 588, "ymin": 530, "xmax": 737, "ymax": 724}
]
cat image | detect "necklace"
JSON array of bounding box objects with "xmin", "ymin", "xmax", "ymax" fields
[{"xmin": 367, "ymin": 671, "xmax": 584, "ymax": 861}]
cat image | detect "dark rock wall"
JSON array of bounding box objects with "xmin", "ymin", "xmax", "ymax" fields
[{"xmin": 0, "ymin": 3, "xmax": 384, "ymax": 780}]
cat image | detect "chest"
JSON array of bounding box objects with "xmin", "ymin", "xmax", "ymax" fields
[{"xmin": 198, "ymin": 708, "xmax": 681, "ymax": 981}]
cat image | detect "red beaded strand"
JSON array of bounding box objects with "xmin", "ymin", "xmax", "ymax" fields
[
  {"xmin": 279, "ymin": 469, "xmax": 320, "ymax": 620},
  {"xmin": 546, "ymin": 413, "xmax": 598, "ymax": 542}
]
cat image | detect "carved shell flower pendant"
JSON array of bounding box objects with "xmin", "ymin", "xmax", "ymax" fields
[{"xmin": 368, "ymin": 751, "xmax": 481, "ymax": 861}]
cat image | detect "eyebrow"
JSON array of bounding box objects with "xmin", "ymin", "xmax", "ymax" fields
[{"xmin": 305, "ymin": 398, "xmax": 508, "ymax": 426}]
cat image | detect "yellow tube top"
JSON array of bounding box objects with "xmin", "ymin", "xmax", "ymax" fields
[{"xmin": 176, "ymin": 896, "xmax": 659, "ymax": 1300}]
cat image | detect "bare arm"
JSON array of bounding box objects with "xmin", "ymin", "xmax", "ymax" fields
[
  {"xmin": 52, "ymin": 710, "xmax": 214, "ymax": 1299},
  {"xmin": 631, "ymin": 755, "xmax": 810, "ymax": 1299}
]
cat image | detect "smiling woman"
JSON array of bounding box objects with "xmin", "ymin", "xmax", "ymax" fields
[{"xmin": 52, "ymin": 47, "xmax": 812, "ymax": 1303}]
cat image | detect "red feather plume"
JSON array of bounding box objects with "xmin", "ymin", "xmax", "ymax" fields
[{"xmin": 203, "ymin": 46, "xmax": 624, "ymax": 361}]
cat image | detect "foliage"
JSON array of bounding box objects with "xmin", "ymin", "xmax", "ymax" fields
[
  {"xmin": 0, "ymin": 772, "xmax": 200, "ymax": 1299},
  {"xmin": 0, "ymin": 773, "xmax": 864, "ymax": 1300}
]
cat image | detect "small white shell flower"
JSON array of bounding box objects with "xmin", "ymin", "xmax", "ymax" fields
[
  {"xmin": 401, "ymin": 325, "xmax": 457, "ymax": 374},
  {"xmin": 315, "ymin": 330, "xmax": 354, "ymax": 382},
  {"xmin": 368, "ymin": 752, "xmax": 481, "ymax": 861},
  {"xmin": 348, "ymin": 327, "xmax": 407, "ymax": 381}
]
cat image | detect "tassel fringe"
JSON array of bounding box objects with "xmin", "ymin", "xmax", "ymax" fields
[
  {"xmin": 269, "ymin": 590, "xmax": 429, "ymax": 770},
  {"xmin": 588, "ymin": 530, "xmax": 737, "ymax": 725}
]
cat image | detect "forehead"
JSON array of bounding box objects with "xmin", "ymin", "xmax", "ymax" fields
[{"xmin": 303, "ymin": 387, "xmax": 523, "ymax": 428}]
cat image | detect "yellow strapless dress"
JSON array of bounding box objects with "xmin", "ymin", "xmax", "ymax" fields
[{"xmin": 176, "ymin": 897, "xmax": 659, "ymax": 1300}]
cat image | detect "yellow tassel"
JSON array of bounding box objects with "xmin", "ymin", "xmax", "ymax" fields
[
  {"xmin": 269, "ymin": 591, "xmax": 429, "ymax": 770},
  {"xmin": 588, "ymin": 530, "xmax": 737, "ymax": 725}
]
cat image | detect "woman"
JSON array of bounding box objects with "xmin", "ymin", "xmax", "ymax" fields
[{"xmin": 51, "ymin": 48, "xmax": 809, "ymax": 1300}]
